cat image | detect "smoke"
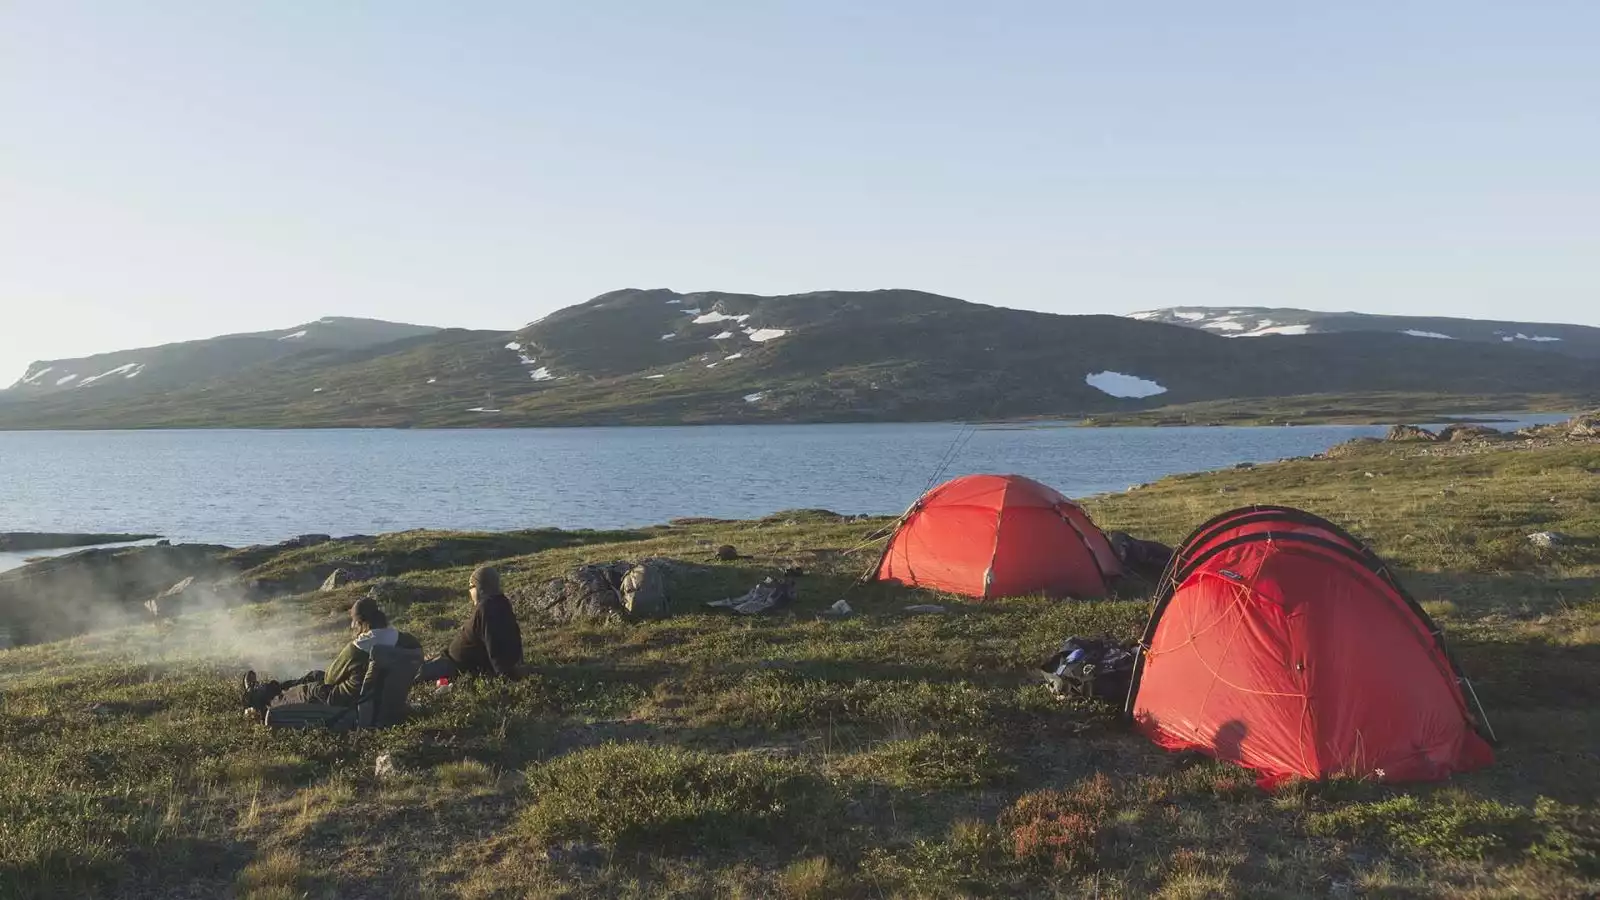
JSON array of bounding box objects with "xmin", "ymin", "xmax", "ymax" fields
[
  {"xmin": 128, "ymin": 580, "xmax": 340, "ymax": 678},
  {"xmin": 0, "ymin": 546, "xmax": 345, "ymax": 679}
]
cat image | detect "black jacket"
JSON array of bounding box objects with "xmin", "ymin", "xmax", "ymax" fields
[{"xmin": 447, "ymin": 593, "xmax": 523, "ymax": 676}]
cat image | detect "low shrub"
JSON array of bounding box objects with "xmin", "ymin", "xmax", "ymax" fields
[{"xmin": 520, "ymin": 742, "xmax": 835, "ymax": 855}]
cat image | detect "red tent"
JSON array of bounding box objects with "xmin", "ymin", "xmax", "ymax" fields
[
  {"xmin": 1127, "ymin": 505, "xmax": 1494, "ymax": 785},
  {"xmin": 874, "ymin": 474, "xmax": 1122, "ymax": 600}
]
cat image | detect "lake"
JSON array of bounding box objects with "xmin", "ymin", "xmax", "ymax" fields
[{"xmin": 0, "ymin": 416, "xmax": 1570, "ymax": 564}]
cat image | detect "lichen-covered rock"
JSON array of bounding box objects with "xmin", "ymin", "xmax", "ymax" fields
[
  {"xmin": 145, "ymin": 576, "xmax": 198, "ymax": 618},
  {"xmin": 1438, "ymin": 424, "xmax": 1502, "ymax": 442},
  {"xmin": 1568, "ymin": 411, "xmax": 1600, "ymax": 437},
  {"xmin": 525, "ymin": 559, "xmax": 700, "ymax": 623},
  {"xmin": 1528, "ymin": 531, "xmax": 1571, "ymax": 549},
  {"xmin": 1385, "ymin": 425, "xmax": 1438, "ymax": 442}
]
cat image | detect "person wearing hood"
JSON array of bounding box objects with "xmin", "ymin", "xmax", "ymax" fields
[{"xmin": 243, "ymin": 594, "xmax": 422, "ymax": 714}]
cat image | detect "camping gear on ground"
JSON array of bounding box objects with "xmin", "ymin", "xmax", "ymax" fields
[
  {"xmin": 706, "ymin": 574, "xmax": 797, "ymax": 615},
  {"xmin": 872, "ymin": 474, "xmax": 1122, "ymax": 600},
  {"xmin": 265, "ymin": 644, "xmax": 424, "ymax": 731},
  {"xmin": 1106, "ymin": 531, "xmax": 1175, "ymax": 581},
  {"xmin": 1040, "ymin": 636, "xmax": 1136, "ymax": 703},
  {"xmin": 1126, "ymin": 505, "xmax": 1494, "ymax": 785}
]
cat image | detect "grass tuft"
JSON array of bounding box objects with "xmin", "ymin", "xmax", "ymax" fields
[{"xmin": 833, "ymin": 733, "xmax": 1014, "ymax": 789}]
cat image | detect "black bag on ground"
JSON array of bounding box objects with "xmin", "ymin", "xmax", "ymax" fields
[
  {"xmin": 1039, "ymin": 636, "xmax": 1136, "ymax": 704},
  {"xmin": 1107, "ymin": 532, "xmax": 1176, "ymax": 582}
]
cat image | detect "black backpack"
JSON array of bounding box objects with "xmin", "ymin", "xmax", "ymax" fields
[{"xmin": 1039, "ymin": 636, "xmax": 1136, "ymax": 704}]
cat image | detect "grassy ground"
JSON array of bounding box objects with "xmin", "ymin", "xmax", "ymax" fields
[
  {"xmin": 1078, "ymin": 392, "xmax": 1595, "ymax": 426},
  {"xmin": 1, "ymin": 439, "xmax": 1597, "ymax": 898}
]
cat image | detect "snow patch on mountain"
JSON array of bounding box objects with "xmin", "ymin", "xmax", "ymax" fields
[
  {"xmin": 660, "ymin": 333, "xmax": 676, "ymax": 341},
  {"xmin": 1085, "ymin": 371, "xmax": 1167, "ymax": 398},
  {"xmin": 278, "ymin": 330, "xmax": 308, "ymax": 341},
  {"xmin": 1125, "ymin": 311, "xmax": 1158, "ymax": 320},
  {"xmin": 19, "ymin": 366, "xmax": 54, "ymax": 386},
  {"xmin": 1171, "ymin": 311, "xmax": 1207, "ymax": 321},
  {"xmin": 693, "ymin": 311, "xmax": 751, "ymax": 325},
  {"xmin": 530, "ymin": 367, "xmax": 555, "ymax": 381},
  {"xmin": 644, "ymin": 374, "xmax": 666, "ymax": 380},
  {"xmin": 1402, "ymin": 330, "xmax": 1455, "ymax": 339},
  {"xmin": 711, "ymin": 331, "xmax": 734, "ymax": 340},
  {"xmin": 744, "ymin": 392, "xmax": 766, "ymax": 403},
  {"xmin": 1236, "ymin": 322, "xmax": 1311, "ymax": 337},
  {"xmin": 724, "ymin": 353, "xmax": 744, "ymax": 360},
  {"xmin": 56, "ymin": 374, "xmax": 78, "ymax": 386},
  {"xmin": 745, "ymin": 328, "xmax": 788, "ymax": 342},
  {"xmin": 78, "ymin": 363, "xmax": 144, "ymax": 387}
]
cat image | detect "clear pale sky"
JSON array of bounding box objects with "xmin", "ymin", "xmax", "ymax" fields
[{"xmin": 3, "ymin": 2, "xmax": 1597, "ymax": 381}]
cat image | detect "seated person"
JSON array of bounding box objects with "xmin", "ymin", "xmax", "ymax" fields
[
  {"xmin": 418, "ymin": 565, "xmax": 523, "ymax": 683},
  {"xmin": 243, "ymin": 594, "xmax": 422, "ymax": 715}
]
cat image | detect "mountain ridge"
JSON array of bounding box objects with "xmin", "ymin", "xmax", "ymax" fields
[
  {"xmin": 1, "ymin": 291, "xmax": 1596, "ymax": 428},
  {"xmin": 6, "ymin": 316, "xmax": 444, "ymax": 396},
  {"xmin": 1126, "ymin": 306, "xmax": 1600, "ymax": 356}
]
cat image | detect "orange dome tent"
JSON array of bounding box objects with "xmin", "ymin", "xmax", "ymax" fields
[
  {"xmin": 1126, "ymin": 505, "xmax": 1495, "ymax": 785},
  {"xmin": 873, "ymin": 474, "xmax": 1122, "ymax": 600}
]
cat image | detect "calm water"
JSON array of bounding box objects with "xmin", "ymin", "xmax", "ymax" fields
[{"xmin": 0, "ymin": 416, "xmax": 1570, "ymax": 562}]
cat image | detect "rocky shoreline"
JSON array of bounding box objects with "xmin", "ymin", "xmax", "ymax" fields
[{"xmin": 0, "ymin": 531, "xmax": 161, "ymax": 552}]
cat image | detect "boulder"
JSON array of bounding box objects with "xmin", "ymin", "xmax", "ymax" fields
[
  {"xmin": 319, "ymin": 562, "xmax": 386, "ymax": 591},
  {"xmin": 715, "ymin": 545, "xmax": 739, "ymax": 561},
  {"xmin": 526, "ymin": 559, "xmax": 699, "ymax": 623},
  {"xmin": 620, "ymin": 563, "xmax": 668, "ymax": 617},
  {"xmin": 145, "ymin": 576, "xmax": 198, "ymax": 618},
  {"xmin": 1438, "ymin": 424, "xmax": 1502, "ymax": 442},
  {"xmin": 1385, "ymin": 425, "xmax": 1438, "ymax": 442}
]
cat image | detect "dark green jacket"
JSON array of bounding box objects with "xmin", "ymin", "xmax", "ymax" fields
[{"xmin": 323, "ymin": 628, "xmax": 422, "ymax": 704}]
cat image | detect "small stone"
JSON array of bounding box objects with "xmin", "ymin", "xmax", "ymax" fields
[
  {"xmin": 1528, "ymin": 531, "xmax": 1571, "ymax": 549},
  {"xmin": 824, "ymin": 599, "xmax": 853, "ymax": 617}
]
